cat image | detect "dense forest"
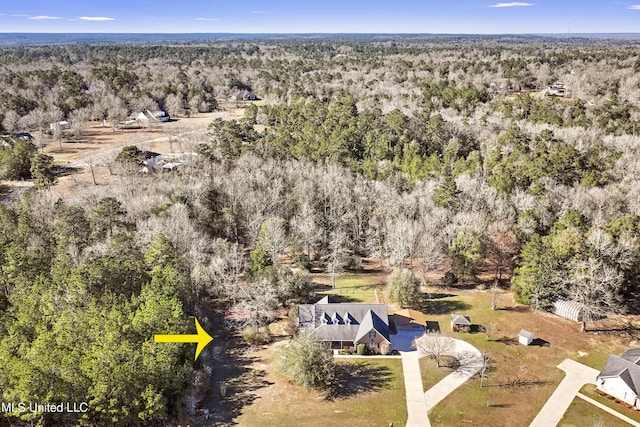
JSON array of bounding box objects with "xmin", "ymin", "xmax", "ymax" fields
[{"xmin": 2, "ymin": 35, "xmax": 640, "ymax": 425}]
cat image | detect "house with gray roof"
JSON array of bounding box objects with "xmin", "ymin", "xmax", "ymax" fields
[
  {"xmin": 298, "ymin": 296, "xmax": 391, "ymax": 352},
  {"xmin": 597, "ymin": 348, "xmax": 640, "ymax": 409}
]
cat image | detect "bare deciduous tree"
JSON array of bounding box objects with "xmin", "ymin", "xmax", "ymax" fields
[
  {"xmin": 414, "ymin": 332, "xmax": 455, "ymax": 367},
  {"xmin": 568, "ymin": 258, "xmax": 625, "ymax": 331},
  {"xmin": 260, "ymin": 216, "xmax": 288, "ymax": 263},
  {"xmin": 325, "ymin": 229, "xmax": 349, "ymax": 289},
  {"xmin": 486, "ymin": 221, "xmax": 519, "ymax": 310}
]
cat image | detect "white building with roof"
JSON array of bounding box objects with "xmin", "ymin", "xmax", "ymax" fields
[{"xmin": 597, "ymin": 348, "xmax": 640, "ymax": 409}]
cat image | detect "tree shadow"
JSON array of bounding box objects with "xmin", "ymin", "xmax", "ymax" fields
[
  {"xmin": 497, "ymin": 305, "xmax": 530, "ymax": 313},
  {"xmin": 325, "ymin": 293, "xmax": 363, "ymax": 303},
  {"xmin": 491, "ymin": 336, "xmax": 519, "ymax": 345},
  {"xmin": 418, "ymin": 298, "xmax": 471, "ymax": 315},
  {"xmin": 194, "ymin": 310, "xmax": 273, "ymax": 426},
  {"xmin": 330, "ymin": 362, "xmax": 394, "ymax": 399},
  {"xmin": 470, "ymin": 324, "xmax": 486, "ymax": 333},
  {"xmin": 586, "ymin": 322, "xmax": 640, "ymax": 338},
  {"xmin": 424, "ymin": 292, "xmax": 456, "ymax": 300},
  {"xmin": 52, "ymin": 166, "xmax": 81, "ymax": 177}
]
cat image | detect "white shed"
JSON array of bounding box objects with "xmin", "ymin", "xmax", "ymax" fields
[
  {"xmin": 49, "ymin": 120, "xmax": 70, "ymax": 131},
  {"xmin": 519, "ymin": 329, "xmax": 534, "ymax": 346}
]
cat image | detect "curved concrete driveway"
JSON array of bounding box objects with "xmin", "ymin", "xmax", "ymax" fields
[
  {"xmin": 529, "ymin": 359, "xmax": 599, "ymax": 427},
  {"xmin": 423, "ymin": 339, "xmax": 483, "ymax": 412},
  {"xmin": 401, "ymin": 338, "xmax": 482, "ymax": 427}
]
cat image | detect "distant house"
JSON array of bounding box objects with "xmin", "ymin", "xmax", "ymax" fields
[
  {"xmin": 451, "ymin": 314, "xmax": 472, "ymax": 332},
  {"xmin": 298, "ymin": 296, "xmax": 391, "ymax": 352},
  {"xmin": 141, "ymin": 151, "xmax": 163, "ymax": 173},
  {"xmin": 49, "ymin": 121, "xmax": 70, "ymax": 131},
  {"xmin": 132, "ymin": 110, "xmax": 170, "ymax": 123},
  {"xmin": 162, "ymin": 160, "xmax": 185, "ymax": 172},
  {"xmin": 553, "ymin": 300, "xmax": 588, "ymax": 322},
  {"xmin": 0, "ymin": 133, "xmax": 33, "ymax": 148},
  {"xmin": 519, "ymin": 330, "xmax": 534, "ymax": 346},
  {"xmin": 235, "ymin": 90, "xmax": 258, "ymax": 101},
  {"xmin": 545, "ymin": 83, "xmax": 567, "ymax": 97},
  {"xmin": 597, "ymin": 348, "xmax": 640, "ymax": 409}
]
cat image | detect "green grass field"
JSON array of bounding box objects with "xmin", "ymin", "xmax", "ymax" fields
[
  {"xmin": 579, "ymin": 384, "xmax": 640, "ymax": 423},
  {"xmin": 312, "ymin": 272, "xmax": 387, "ymax": 303},
  {"xmin": 419, "ymin": 356, "xmax": 455, "ymax": 391},
  {"xmin": 559, "ymin": 396, "xmax": 629, "ymax": 427},
  {"xmin": 238, "ymin": 358, "xmax": 407, "ymax": 427}
]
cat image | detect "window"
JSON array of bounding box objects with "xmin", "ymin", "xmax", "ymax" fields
[{"xmin": 368, "ymin": 331, "xmax": 376, "ymax": 339}]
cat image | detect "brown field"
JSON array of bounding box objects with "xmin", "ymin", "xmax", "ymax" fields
[
  {"xmin": 215, "ymin": 260, "xmax": 640, "ymax": 427},
  {"xmin": 1, "ymin": 107, "xmax": 249, "ymax": 200},
  {"xmin": 236, "ymin": 344, "xmax": 407, "ymax": 427}
]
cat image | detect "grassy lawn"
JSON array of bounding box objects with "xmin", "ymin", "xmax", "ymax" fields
[
  {"xmin": 559, "ymin": 396, "xmax": 629, "ymax": 427},
  {"xmin": 238, "ymin": 350, "xmax": 407, "ymax": 427},
  {"xmin": 419, "ymin": 356, "xmax": 455, "ymax": 390},
  {"xmin": 580, "ymin": 384, "xmax": 640, "ymax": 423},
  {"xmin": 312, "ymin": 272, "xmax": 387, "ymax": 303},
  {"xmin": 420, "ymin": 288, "xmax": 631, "ymax": 426}
]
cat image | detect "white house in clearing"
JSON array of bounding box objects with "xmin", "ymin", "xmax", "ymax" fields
[{"xmin": 597, "ymin": 348, "xmax": 640, "ymax": 409}]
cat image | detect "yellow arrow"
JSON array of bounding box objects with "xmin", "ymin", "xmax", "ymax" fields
[{"xmin": 154, "ymin": 318, "xmax": 214, "ymax": 361}]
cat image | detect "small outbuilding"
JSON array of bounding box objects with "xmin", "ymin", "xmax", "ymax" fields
[
  {"xmin": 451, "ymin": 314, "xmax": 472, "ymax": 332},
  {"xmin": 553, "ymin": 299, "xmax": 587, "ymax": 322},
  {"xmin": 49, "ymin": 120, "xmax": 70, "ymax": 131},
  {"xmin": 235, "ymin": 90, "xmax": 258, "ymax": 101},
  {"xmin": 519, "ymin": 329, "xmax": 534, "ymax": 346}
]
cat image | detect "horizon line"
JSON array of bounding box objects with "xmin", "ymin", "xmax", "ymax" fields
[{"xmin": 1, "ymin": 31, "xmax": 640, "ymax": 35}]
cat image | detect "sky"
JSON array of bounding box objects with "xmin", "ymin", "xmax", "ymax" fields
[{"xmin": 1, "ymin": 1, "xmax": 640, "ymax": 34}]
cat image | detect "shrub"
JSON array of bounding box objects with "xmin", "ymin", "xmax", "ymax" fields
[
  {"xmin": 241, "ymin": 326, "xmax": 271, "ymax": 345},
  {"xmin": 277, "ymin": 329, "xmax": 337, "ymax": 391},
  {"xmin": 387, "ymin": 269, "xmax": 420, "ymax": 307},
  {"xmin": 442, "ymin": 271, "xmax": 458, "ymax": 287},
  {"xmin": 356, "ymin": 343, "xmax": 368, "ymax": 355}
]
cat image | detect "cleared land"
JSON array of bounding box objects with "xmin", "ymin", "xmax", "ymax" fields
[
  {"xmin": 237, "ymin": 346, "xmax": 407, "ymax": 427},
  {"xmin": 416, "ymin": 286, "xmax": 631, "ymax": 426},
  {"xmin": 2, "ymin": 107, "xmax": 250, "ymax": 200},
  {"xmin": 311, "ymin": 260, "xmax": 389, "ymax": 304}
]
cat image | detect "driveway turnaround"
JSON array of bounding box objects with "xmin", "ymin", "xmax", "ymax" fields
[
  {"xmin": 423, "ymin": 339, "xmax": 483, "ymax": 412},
  {"xmin": 401, "ymin": 350, "xmax": 431, "ymax": 427},
  {"xmin": 529, "ymin": 359, "xmax": 599, "ymax": 427}
]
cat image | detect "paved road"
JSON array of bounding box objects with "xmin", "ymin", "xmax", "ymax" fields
[
  {"xmin": 423, "ymin": 339, "xmax": 483, "ymax": 412},
  {"xmin": 400, "ymin": 350, "xmax": 430, "ymax": 427},
  {"xmin": 529, "ymin": 359, "xmax": 599, "ymax": 427}
]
